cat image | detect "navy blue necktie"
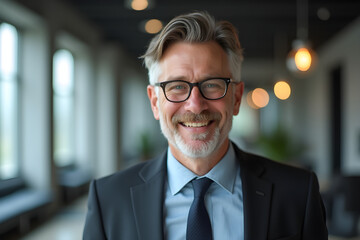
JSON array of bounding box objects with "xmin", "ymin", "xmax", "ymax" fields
[{"xmin": 186, "ymin": 177, "xmax": 213, "ymax": 240}]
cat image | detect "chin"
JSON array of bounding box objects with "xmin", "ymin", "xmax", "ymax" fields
[{"xmin": 173, "ymin": 128, "xmax": 221, "ymax": 159}]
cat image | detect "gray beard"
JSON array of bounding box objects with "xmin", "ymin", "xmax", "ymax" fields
[{"xmin": 159, "ymin": 114, "xmax": 227, "ymax": 159}]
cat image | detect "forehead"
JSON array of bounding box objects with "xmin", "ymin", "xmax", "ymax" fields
[{"xmin": 159, "ymin": 41, "xmax": 230, "ymax": 80}]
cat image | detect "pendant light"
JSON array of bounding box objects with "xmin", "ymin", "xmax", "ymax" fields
[{"xmin": 286, "ymin": 0, "xmax": 316, "ymax": 73}]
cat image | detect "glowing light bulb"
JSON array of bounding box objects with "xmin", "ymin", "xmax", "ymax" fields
[
  {"xmin": 286, "ymin": 40, "xmax": 317, "ymax": 74},
  {"xmin": 294, "ymin": 48, "xmax": 312, "ymax": 71},
  {"xmin": 274, "ymin": 81, "xmax": 291, "ymax": 100},
  {"xmin": 252, "ymin": 88, "xmax": 269, "ymax": 108}
]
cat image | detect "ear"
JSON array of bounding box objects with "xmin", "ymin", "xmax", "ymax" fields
[
  {"xmin": 147, "ymin": 85, "xmax": 160, "ymax": 120},
  {"xmin": 233, "ymin": 81, "xmax": 244, "ymax": 116}
]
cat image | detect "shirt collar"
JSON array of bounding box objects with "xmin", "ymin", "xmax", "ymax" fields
[{"xmin": 166, "ymin": 143, "xmax": 238, "ymax": 195}]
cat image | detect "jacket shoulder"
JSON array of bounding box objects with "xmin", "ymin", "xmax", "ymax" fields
[
  {"xmin": 96, "ymin": 161, "xmax": 147, "ymax": 187},
  {"xmin": 94, "ymin": 151, "xmax": 167, "ymax": 190},
  {"xmin": 237, "ymin": 148, "xmax": 314, "ymax": 184}
]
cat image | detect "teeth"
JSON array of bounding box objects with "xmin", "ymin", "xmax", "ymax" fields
[{"xmin": 183, "ymin": 122, "xmax": 209, "ymax": 127}]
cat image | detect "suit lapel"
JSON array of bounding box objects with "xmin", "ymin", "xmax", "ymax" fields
[
  {"xmin": 130, "ymin": 144, "xmax": 273, "ymax": 240},
  {"xmin": 235, "ymin": 146, "xmax": 273, "ymax": 240},
  {"xmin": 130, "ymin": 151, "xmax": 167, "ymax": 240}
]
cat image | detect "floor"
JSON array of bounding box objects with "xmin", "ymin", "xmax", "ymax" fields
[{"xmin": 21, "ymin": 197, "xmax": 87, "ymax": 240}]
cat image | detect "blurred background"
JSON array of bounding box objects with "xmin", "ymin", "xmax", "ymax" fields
[{"xmin": 0, "ymin": 0, "xmax": 359, "ymax": 239}]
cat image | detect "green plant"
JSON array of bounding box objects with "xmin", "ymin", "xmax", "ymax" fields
[{"xmin": 257, "ymin": 126, "xmax": 305, "ymax": 162}]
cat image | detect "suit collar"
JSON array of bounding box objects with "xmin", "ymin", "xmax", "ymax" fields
[
  {"xmin": 138, "ymin": 150, "xmax": 167, "ymax": 182},
  {"xmin": 233, "ymin": 144, "xmax": 273, "ymax": 240},
  {"xmin": 131, "ymin": 151, "xmax": 167, "ymax": 240},
  {"xmin": 131, "ymin": 144, "xmax": 273, "ymax": 240},
  {"xmin": 167, "ymin": 144, "xmax": 238, "ymax": 195}
]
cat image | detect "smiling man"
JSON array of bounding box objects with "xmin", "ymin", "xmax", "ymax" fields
[
  {"xmin": 83, "ymin": 12, "xmax": 328, "ymax": 240},
  {"xmin": 148, "ymin": 41, "xmax": 243, "ymax": 176}
]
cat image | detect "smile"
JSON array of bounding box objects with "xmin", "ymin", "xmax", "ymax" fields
[{"xmin": 180, "ymin": 121, "xmax": 211, "ymax": 127}]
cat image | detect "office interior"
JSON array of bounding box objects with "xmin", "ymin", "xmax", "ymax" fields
[{"xmin": 0, "ymin": 0, "xmax": 359, "ymax": 239}]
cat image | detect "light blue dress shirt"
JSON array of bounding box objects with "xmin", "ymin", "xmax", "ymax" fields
[{"xmin": 164, "ymin": 144, "xmax": 244, "ymax": 240}]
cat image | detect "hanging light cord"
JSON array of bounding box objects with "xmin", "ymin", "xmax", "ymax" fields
[{"xmin": 297, "ymin": 0, "xmax": 308, "ymax": 41}]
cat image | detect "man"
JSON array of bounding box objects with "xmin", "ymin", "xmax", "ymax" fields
[{"xmin": 83, "ymin": 12, "xmax": 328, "ymax": 240}]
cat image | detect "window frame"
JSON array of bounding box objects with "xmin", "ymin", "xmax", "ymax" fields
[{"xmin": 0, "ymin": 21, "xmax": 22, "ymax": 182}]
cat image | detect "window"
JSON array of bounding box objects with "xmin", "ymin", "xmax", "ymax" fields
[
  {"xmin": 0, "ymin": 23, "xmax": 19, "ymax": 180},
  {"xmin": 53, "ymin": 49, "xmax": 75, "ymax": 167}
]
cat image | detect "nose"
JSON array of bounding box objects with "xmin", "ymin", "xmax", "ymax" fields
[{"xmin": 183, "ymin": 86, "xmax": 208, "ymax": 114}]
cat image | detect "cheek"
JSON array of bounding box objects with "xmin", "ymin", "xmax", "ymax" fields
[
  {"xmin": 159, "ymin": 98, "xmax": 179, "ymax": 122},
  {"xmin": 216, "ymin": 99, "xmax": 234, "ymax": 125}
]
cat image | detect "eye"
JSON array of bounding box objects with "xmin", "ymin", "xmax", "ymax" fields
[
  {"xmin": 204, "ymin": 83, "xmax": 219, "ymax": 88},
  {"xmin": 174, "ymin": 85, "xmax": 186, "ymax": 89},
  {"xmin": 202, "ymin": 79, "xmax": 224, "ymax": 90},
  {"xmin": 166, "ymin": 81, "xmax": 189, "ymax": 92}
]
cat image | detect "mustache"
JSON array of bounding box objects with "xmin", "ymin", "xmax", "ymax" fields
[{"xmin": 172, "ymin": 111, "xmax": 221, "ymax": 124}]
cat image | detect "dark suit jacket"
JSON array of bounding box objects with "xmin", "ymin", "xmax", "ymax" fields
[{"xmin": 83, "ymin": 144, "xmax": 328, "ymax": 240}]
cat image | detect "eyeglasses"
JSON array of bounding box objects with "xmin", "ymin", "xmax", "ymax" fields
[{"xmin": 154, "ymin": 78, "xmax": 234, "ymax": 103}]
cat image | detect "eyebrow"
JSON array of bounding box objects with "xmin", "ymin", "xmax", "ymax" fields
[{"xmin": 165, "ymin": 74, "xmax": 224, "ymax": 82}]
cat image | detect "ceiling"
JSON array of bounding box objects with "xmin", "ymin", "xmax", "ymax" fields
[{"xmin": 64, "ymin": 0, "xmax": 360, "ymax": 61}]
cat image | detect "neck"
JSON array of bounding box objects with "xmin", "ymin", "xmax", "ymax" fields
[{"xmin": 169, "ymin": 139, "xmax": 230, "ymax": 176}]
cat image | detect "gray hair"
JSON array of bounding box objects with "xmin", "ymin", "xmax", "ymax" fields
[{"xmin": 141, "ymin": 11, "xmax": 243, "ymax": 85}]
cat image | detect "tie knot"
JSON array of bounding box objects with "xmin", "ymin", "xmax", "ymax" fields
[{"xmin": 192, "ymin": 177, "xmax": 213, "ymax": 198}]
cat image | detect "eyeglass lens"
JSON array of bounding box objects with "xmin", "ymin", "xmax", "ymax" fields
[{"xmin": 164, "ymin": 79, "xmax": 227, "ymax": 102}]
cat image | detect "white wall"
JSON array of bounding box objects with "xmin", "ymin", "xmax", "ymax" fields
[
  {"xmin": 320, "ymin": 18, "xmax": 360, "ymax": 175},
  {"xmin": 119, "ymin": 63, "xmax": 166, "ymax": 167},
  {"xmin": 22, "ymin": 22, "xmax": 52, "ymax": 189},
  {"xmin": 55, "ymin": 32, "xmax": 98, "ymax": 171},
  {"xmin": 294, "ymin": 17, "xmax": 360, "ymax": 178},
  {"xmin": 96, "ymin": 44, "xmax": 120, "ymax": 177}
]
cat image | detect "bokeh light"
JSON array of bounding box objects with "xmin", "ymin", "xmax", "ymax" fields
[
  {"xmin": 274, "ymin": 81, "xmax": 291, "ymax": 100},
  {"xmin": 144, "ymin": 19, "xmax": 163, "ymax": 34},
  {"xmin": 251, "ymin": 88, "xmax": 269, "ymax": 108},
  {"xmin": 246, "ymin": 91, "xmax": 259, "ymax": 109},
  {"xmin": 131, "ymin": 0, "xmax": 148, "ymax": 11}
]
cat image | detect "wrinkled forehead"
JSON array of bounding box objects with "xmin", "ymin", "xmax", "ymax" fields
[{"xmin": 158, "ymin": 41, "xmax": 231, "ymax": 81}]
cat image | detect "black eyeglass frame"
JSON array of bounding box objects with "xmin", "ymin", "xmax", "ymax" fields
[{"xmin": 154, "ymin": 78, "xmax": 235, "ymax": 103}]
